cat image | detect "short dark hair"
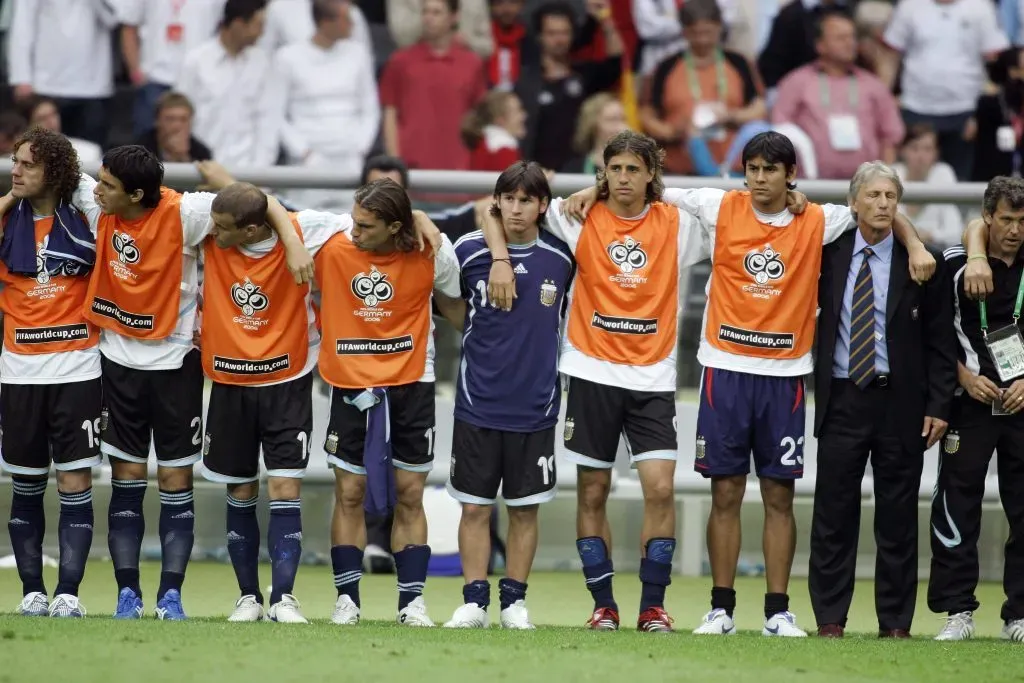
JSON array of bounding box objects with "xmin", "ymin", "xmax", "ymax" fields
[
  {"xmin": 211, "ymin": 182, "xmax": 269, "ymax": 228},
  {"xmin": 17, "ymin": 94, "xmax": 59, "ymax": 126},
  {"xmin": 814, "ymin": 6, "xmax": 855, "ymax": 40},
  {"xmin": 901, "ymin": 122, "xmax": 936, "ymax": 148},
  {"xmin": 983, "ymin": 176, "xmax": 1024, "ymax": 217},
  {"xmin": 679, "ymin": 0, "xmax": 722, "ymax": 27},
  {"xmin": 0, "ymin": 111, "xmax": 27, "ymax": 140},
  {"xmin": 312, "ymin": 0, "xmax": 345, "ymax": 24},
  {"xmin": 13, "ymin": 127, "xmax": 81, "ymax": 204},
  {"xmin": 221, "ymin": 0, "xmax": 267, "ymax": 27},
  {"xmin": 598, "ymin": 130, "xmax": 666, "ymax": 205},
  {"xmin": 361, "ymin": 155, "xmax": 409, "ymax": 188},
  {"xmin": 532, "ymin": 1, "xmax": 575, "ymax": 34},
  {"xmin": 101, "ymin": 145, "xmax": 164, "ymax": 209},
  {"xmin": 489, "ymin": 161, "xmax": 552, "ymax": 223},
  {"xmin": 741, "ymin": 131, "xmax": 798, "ymax": 185},
  {"xmin": 354, "ymin": 178, "xmax": 417, "ymax": 252}
]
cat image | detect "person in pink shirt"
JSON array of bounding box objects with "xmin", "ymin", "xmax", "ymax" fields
[{"xmin": 770, "ymin": 7, "xmax": 903, "ymax": 180}]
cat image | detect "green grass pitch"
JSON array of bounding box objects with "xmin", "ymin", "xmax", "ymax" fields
[{"xmin": 0, "ymin": 561, "xmax": 1019, "ymax": 682}]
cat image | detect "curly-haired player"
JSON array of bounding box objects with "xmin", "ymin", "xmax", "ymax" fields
[{"xmin": 0, "ymin": 127, "xmax": 101, "ymax": 618}]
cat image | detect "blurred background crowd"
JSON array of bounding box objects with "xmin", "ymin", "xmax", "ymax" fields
[{"xmin": 0, "ymin": 0, "xmax": 1022, "ymax": 248}]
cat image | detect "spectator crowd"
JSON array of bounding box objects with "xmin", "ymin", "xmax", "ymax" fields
[{"xmin": 2, "ymin": 0, "xmax": 1024, "ymax": 245}]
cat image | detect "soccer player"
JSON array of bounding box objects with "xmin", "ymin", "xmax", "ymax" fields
[
  {"xmin": 317, "ymin": 178, "xmax": 460, "ymax": 627},
  {"xmin": 71, "ymin": 146, "xmax": 312, "ymax": 620},
  {"xmin": 435, "ymin": 161, "xmax": 574, "ymax": 630},
  {"xmin": 0, "ymin": 128, "xmax": 100, "ymax": 618},
  {"xmin": 196, "ymin": 182, "xmax": 350, "ymax": 624},
  {"xmin": 561, "ymin": 132, "xmax": 935, "ymax": 636},
  {"xmin": 483, "ymin": 131, "xmax": 712, "ymax": 632}
]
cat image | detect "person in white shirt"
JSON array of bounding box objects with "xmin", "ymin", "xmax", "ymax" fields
[
  {"xmin": 259, "ymin": 0, "xmax": 373, "ymax": 57},
  {"xmin": 176, "ymin": 0, "xmax": 279, "ymax": 168},
  {"xmin": 268, "ymin": 0, "xmax": 380, "ymax": 211},
  {"xmin": 7, "ymin": 0, "xmax": 119, "ymax": 147},
  {"xmin": 118, "ymin": 0, "xmax": 227, "ymax": 138},
  {"xmin": 880, "ymin": 0, "xmax": 1009, "ymax": 180}
]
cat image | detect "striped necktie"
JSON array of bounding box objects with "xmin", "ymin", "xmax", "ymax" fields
[{"xmin": 848, "ymin": 247, "xmax": 876, "ymax": 390}]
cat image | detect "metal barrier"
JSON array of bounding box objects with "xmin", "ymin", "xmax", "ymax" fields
[{"xmin": 0, "ymin": 161, "xmax": 991, "ymax": 205}]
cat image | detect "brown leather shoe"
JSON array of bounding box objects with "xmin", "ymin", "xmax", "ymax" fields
[
  {"xmin": 879, "ymin": 628, "xmax": 912, "ymax": 639},
  {"xmin": 818, "ymin": 624, "xmax": 844, "ymax": 638}
]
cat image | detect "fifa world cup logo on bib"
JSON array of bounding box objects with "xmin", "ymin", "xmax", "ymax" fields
[
  {"xmin": 35, "ymin": 247, "xmax": 49, "ymax": 285},
  {"xmin": 743, "ymin": 245, "xmax": 786, "ymax": 286},
  {"xmin": 230, "ymin": 277, "xmax": 270, "ymax": 317},
  {"xmin": 351, "ymin": 265, "xmax": 394, "ymax": 308},
  {"xmin": 607, "ymin": 236, "xmax": 648, "ymax": 274},
  {"xmin": 111, "ymin": 231, "xmax": 141, "ymax": 265}
]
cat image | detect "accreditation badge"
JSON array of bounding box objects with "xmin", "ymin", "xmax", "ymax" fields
[{"xmin": 984, "ymin": 323, "xmax": 1024, "ymax": 383}]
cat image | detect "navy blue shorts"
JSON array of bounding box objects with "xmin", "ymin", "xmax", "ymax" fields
[{"xmin": 694, "ymin": 367, "xmax": 806, "ymax": 479}]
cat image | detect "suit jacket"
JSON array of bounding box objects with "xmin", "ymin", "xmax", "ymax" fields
[{"xmin": 813, "ymin": 230, "xmax": 958, "ymax": 451}]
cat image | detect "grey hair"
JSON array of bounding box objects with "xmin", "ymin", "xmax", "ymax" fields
[{"xmin": 848, "ymin": 161, "xmax": 904, "ymax": 206}]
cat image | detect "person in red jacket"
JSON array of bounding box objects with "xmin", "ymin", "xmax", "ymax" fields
[{"xmin": 461, "ymin": 90, "xmax": 526, "ymax": 171}]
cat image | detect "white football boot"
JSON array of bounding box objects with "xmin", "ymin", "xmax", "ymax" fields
[
  {"xmin": 330, "ymin": 594, "xmax": 361, "ymax": 625},
  {"xmin": 397, "ymin": 596, "xmax": 435, "ymax": 627},
  {"xmin": 934, "ymin": 611, "xmax": 975, "ymax": 641},
  {"xmin": 693, "ymin": 608, "xmax": 737, "ymax": 635}
]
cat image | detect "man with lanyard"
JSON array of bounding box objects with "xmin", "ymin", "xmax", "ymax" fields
[
  {"xmin": 930, "ymin": 176, "xmax": 1024, "ymax": 642},
  {"xmin": 435, "ymin": 161, "xmax": 574, "ymax": 630},
  {"xmin": 561, "ymin": 132, "xmax": 936, "ymax": 636},
  {"xmin": 72, "ymin": 145, "xmax": 313, "ymax": 620},
  {"xmin": 316, "ymin": 178, "xmax": 459, "ymax": 628},
  {"xmin": 0, "ymin": 128, "xmax": 100, "ymax": 618}
]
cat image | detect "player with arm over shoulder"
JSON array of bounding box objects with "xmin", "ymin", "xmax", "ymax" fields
[
  {"xmin": 198, "ymin": 183, "xmax": 353, "ymax": 625},
  {"xmin": 317, "ymin": 179, "xmax": 458, "ymax": 628},
  {"xmin": 71, "ymin": 145, "xmax": 313, "ymax": 621},
  {"xmin": 560, "ymin": 131, "xmax": 936, "ymax": 637},
  {"xmin": 0, "ymin": 128, "xmax": 100, "ymax": 618},
  {"xmin": 435, "ymin": 162, "xmax": 574, "ymax": 630},
  {"xmin": 483, "ymin": 131, "xmax": 712, "ymax": 633}
]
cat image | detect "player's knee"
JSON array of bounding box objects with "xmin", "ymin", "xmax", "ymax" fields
[
  {"xmin": 710, "ymin": 476, "xmax": 746, "ymax": 512},
  {"xmin": 461, "ymin": 503, "xmax": 492, "ymax": 525},
  {"xmin": 335, "ymin": 475, "xmax": 366, "ymax": 512},
  {"xmin": 227, "ymin": 481, "xmax": 259, "ymax": 501},
  {"xmin": 56, "ymin": 468, "xmax": 92, "ymax": 494},
  {"xmin": 507, "ymin": 504, "xmax": 538, "ymax": 526},
  {"xmin": 760, "ymin": 479, "xmax": 794, "ymax": 516},
  {"xmin": 157, "ymin": 465, "xmax": 192, "ymax": 491},
  {"xmin": 267, "ymin": 476, "xmax": 300, "ymax": 500},
  {"xmin": 577, "ymin": 468, "xmax": 611, "ymax": 510},
  {"xmin": 642, "ymin": 477, "xmax": 674, "ymax": 506},
  {"xmin": 111, "ymin": 459, "xmax": 147, "ymax": 482}
]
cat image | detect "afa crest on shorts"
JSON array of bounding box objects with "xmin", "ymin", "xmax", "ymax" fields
[
  {"xmin": 325, "ymin": 431, "xmax": 339, "ymax": 455},
  {"xmin": 203, "ymin": 433, "xmax": 211, "ymax": 456},
  {"xmin": 943, "ymin": 432, "xmax": 960, "ymax": 454},
  {"xmin": 696, "ymin": 435, "xmax": 706, "ymax": 459},
  {"xmin": 540, "ymin": 279, "xmax": 558, "ymax": 307},
  {"xmin": 563, "ymin": 417, "xmax": 574, "ymax": 441}
]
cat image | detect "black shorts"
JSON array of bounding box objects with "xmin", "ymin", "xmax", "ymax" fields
[
  {"xmin": 324, "ymin": 381, "xmax": 435, "ymax": 474},
  {"xmin": 563, "ymin": 376, "xmax": 677, "ymax": 468},
  {"xmin": 100, "ymin": 349, "xmax": 204, "ymax": 466},
  {"xmin": 0, "ymin": 379, "xmax": 104, "ymax": 475},
  {"xmin": 448, "ymin": 419, "xmax": 556, "ymax": 506},
  {"xmin": 201, "ymin": 372, "xmax": 313, "ymax": 483}
]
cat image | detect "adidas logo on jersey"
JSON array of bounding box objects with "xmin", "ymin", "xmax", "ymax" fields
[{"xmin": 513, "ymin": 262, "xmax": 528, "ymax": 275}]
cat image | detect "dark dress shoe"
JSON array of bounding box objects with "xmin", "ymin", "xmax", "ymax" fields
[
  {"xmin": 879, "ymin": 629, "xmax": 912, "ymax": 638},
  {"xmin": 818, "ymin": 624, "xmax": 844, "ymax": 638}
]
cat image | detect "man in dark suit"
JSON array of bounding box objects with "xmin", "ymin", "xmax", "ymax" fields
[{"xmin": 809, "ymin": 160, "xmax": 958, "ymax": 638}]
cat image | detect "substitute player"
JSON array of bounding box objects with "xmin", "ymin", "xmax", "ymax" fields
[
  {"xmin": 436, "ymin": 162, "xmax": 574, "ymax": 630},
  {"xmin": 71, "ymin": 146, "xmax": 313, "ymax": 620},
  {"xmin": 484, "ymin": 131, "xmax": 712, "ymax": 632},
  {"xmin": 0, "ymin": 128, "xmax": 100, "ymax": 618},
  {"xmin": 562, "ymin": 132, "xmax": 935, "ymax": 636},
  {"xmin": 317, "ymin": 178, "xmax": 459, "ymax": 627}
]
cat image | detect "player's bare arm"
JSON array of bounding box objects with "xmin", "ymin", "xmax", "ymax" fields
[
  {"xmin": 433, "ymin": 292, "xmax": 466, "ymax": 330},
  {"xmin": 962, "ymin": 217, "xmax": 993, "ymax": 299},
  {"xmin": 891, "ymin": 213, "xmax": 936, "ymax": 284},
  {"xmin": 559, "ymin": 184, "xmax": 809, "ymax": 222},
  {"xmin": 411, "ymin": 210, "xmax": 443, "ymax": 257},
  {"xmin": 265, "ymin": 195, "xmax": 314, "ymax": 284},
  {"xmin": 480, "ymin": 208, "xmax": 515, "ymax": 311}
]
